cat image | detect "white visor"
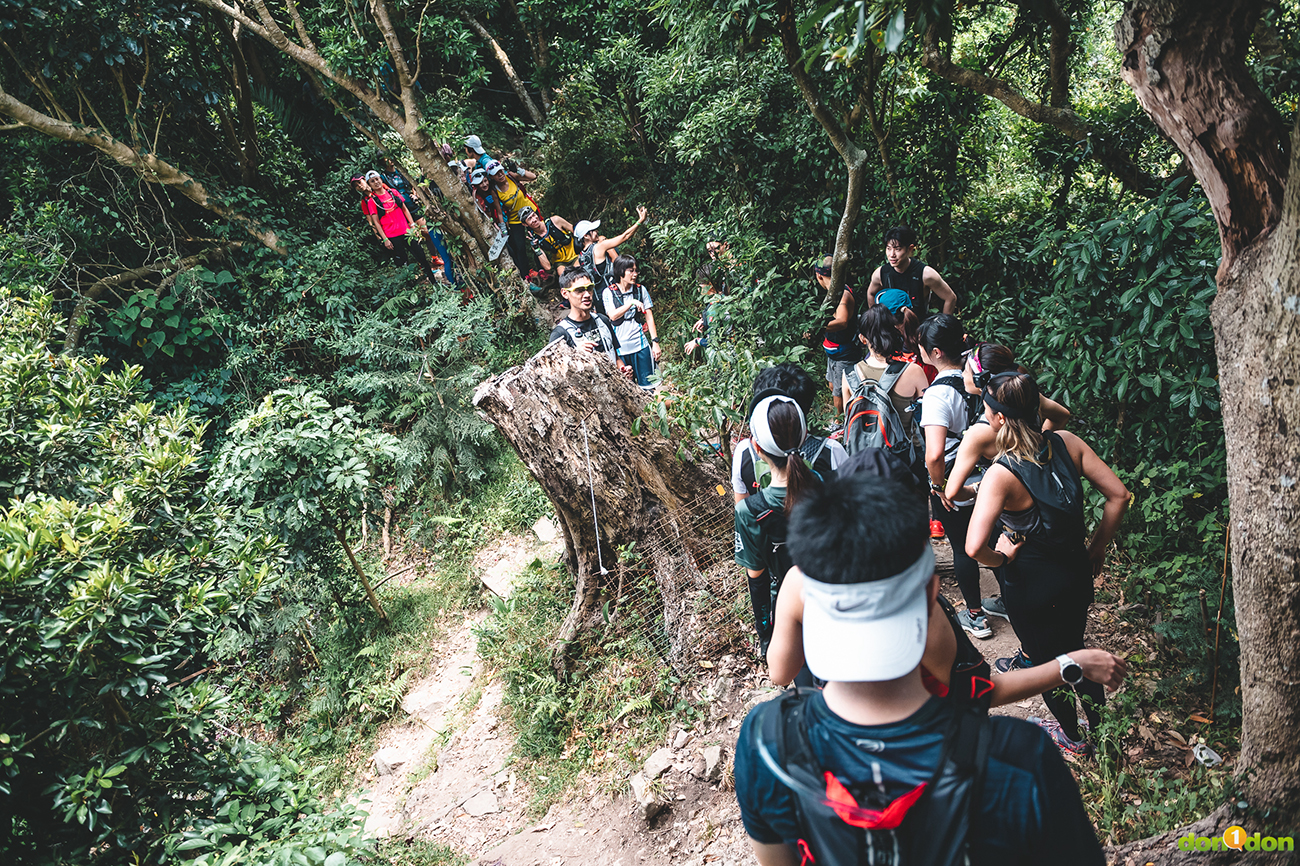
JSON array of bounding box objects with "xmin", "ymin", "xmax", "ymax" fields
[{"xmin": 801, "ymin": 545, "xmax": 934, "ymax": 682}]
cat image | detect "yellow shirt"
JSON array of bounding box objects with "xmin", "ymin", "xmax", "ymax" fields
[{"xmin": 496, "ymin": 177, "xmax": 531, "ymax": 225}]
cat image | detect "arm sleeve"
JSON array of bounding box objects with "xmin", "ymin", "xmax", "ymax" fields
[
  {"xmin": 825, "ymin": 439, "xmax": 849, "ymax": 470},
  {"xmin": 919, "ymin": 385, "xmax": 960, "ymax": 429},
  {"xmin": 731, "ymin": 441, "xmax": 752, "ymax": 494},
  {"xmin": 602, "ymin": 289, "xmax": 622, "ymax": 322}
]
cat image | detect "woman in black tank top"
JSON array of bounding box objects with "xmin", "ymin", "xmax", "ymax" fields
[{"xmin": 963, "ymin": 373, "xmax": 1129, "ymax": 752}]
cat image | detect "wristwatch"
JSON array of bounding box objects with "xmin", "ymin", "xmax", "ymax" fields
[{"xmin": 1056, "ymin": 653, "xmax": 1084, "ymax": 685}]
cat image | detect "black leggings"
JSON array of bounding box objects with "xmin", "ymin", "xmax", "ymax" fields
[
  {"xmin": 1003, "ymin": 550, "xmax": 1104, "ymax": 741},
  {"xmin": 505, "ymin": 222, "xmax": 538, "ymax": 274},
  {"xmin": 931, "ymin": 494, "xmax": 982, "ymax": 612},
  {"xmin": 382, "ymin": 234, "xmax": 434, "ymax": 275}
]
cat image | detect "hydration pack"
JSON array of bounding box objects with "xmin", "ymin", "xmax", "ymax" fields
[{"xmin": 843, "ymin": 361, "xmax": 923, "ymax": 481}]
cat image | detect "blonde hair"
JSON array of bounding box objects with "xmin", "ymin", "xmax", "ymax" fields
[{"xmin": 988, "ymin": 373, "xmax": 1044, "ymax": 465}]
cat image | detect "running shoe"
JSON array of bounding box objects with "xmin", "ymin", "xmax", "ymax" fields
[
  {"xmin": 994, "ymin": 648, "xmax": 1033, "ymax": 673},
  {"xmin": 982, "ymin": 596, "xmax": 1010, "ymax": 621},
  {"xmin": 1029, "ymin": 716, "xmax": 1094, "ymax": 757},
  {"xmin": 930, "ymin": 519, "xmax": 945, "ymax": 539},
  {"xmin": 957, "ymin": 608, "xmax": 993, "ymax": 639}
]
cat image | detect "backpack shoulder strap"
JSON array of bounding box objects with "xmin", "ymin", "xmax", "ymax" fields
[
  {"xmin": 743, "ymin": 487, "xmax": 775, "ymax": 522},
  {"xmin": 558, "ymin": 318, "xmax": 583, "ymax": 341},
  {"xmin": 877, "ymin": 361, "xmax": 908, "ymax": 393}
]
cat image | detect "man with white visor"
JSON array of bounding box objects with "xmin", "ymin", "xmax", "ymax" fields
[{"xmin": 732, "ymin": 473, "xmax": 1105, "ymax": 866}]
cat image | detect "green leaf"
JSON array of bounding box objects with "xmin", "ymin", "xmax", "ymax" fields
[{"xmin": 884, "ymin": 8, "xmax": 906, "ymax": 52}]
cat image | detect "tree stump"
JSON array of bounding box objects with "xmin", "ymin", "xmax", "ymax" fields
[{"xmin": 473, "ymin": 340, "xmax": 728, "ymax": 675}]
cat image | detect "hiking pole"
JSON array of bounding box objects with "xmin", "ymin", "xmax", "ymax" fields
[
  {"xmin": 580, "ymin": 418, "xmax": 610, "ymax": 576},
  {"xmin": 1208, "ymin": 525, "xmax": 1230, "ymax": 723}
]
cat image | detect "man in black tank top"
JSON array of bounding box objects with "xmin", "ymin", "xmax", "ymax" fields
[{"xmin": 867, "ymin": 225, "xmax": 958, "ymax": 314}]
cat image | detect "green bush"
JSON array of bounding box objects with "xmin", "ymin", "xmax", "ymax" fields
[{"xmin": 0, "ymin": 291, "xmax": 365, "ymax": 864}]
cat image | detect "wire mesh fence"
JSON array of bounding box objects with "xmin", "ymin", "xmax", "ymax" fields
[{"xmin": 596, "ymin": 486, "xmax": 753, "ymax": 674}]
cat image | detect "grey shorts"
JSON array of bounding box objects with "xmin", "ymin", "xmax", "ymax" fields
[{"xmin": 826, "ymin": 354, "xmax": 860, "ymax": 392}]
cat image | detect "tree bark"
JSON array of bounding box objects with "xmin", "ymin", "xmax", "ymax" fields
[
  {"xmin": 1116, "ymin": 0, "xmax": 1300, "ymax": 828},
  {"xmin": 0, "ymin": 89, "xmax": 285, "ymax": 254},
  {"xmin": 776, "ymin": 0, "xmax": 867, "ymax": 318},
  {"xmin": 461, "ymin": 14, "xmax": 545, "ymax": 127},
  {"xmin": 473, "ymin": 341, "xmax": 727, "ymax": 676},
  {"xmin": 1103, "ymin": 803, "xmax": 1290, "ymax": 864}
]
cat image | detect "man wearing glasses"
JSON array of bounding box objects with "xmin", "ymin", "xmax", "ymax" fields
[{"xmin": 549, "ymin": 270, "xmax": 635, "ymax": 380}]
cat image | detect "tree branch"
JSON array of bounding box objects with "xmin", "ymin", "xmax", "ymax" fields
[
  {"xmin": 461, "ymin": 14, "xmax": 545, "ymax": 127},
  {"xmin": 0, "ymin": 88, "xmax": 285, "ymax": 254},
  {"xmin": 63, "ymin": 245, "xmax": 235, "ymax": 352},
  {"xmin": 921, "ymin": 19, "xmax": 1160, "ymax": 196}
]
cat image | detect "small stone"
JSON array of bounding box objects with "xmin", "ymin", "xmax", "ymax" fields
[
  {"xmin": 702, "ymin": 746, "xmax": 724, "ymax": 783},
  {"xmin": 462, "ymin": 790, "xmax": 499, "ymax": 817},
  {"xmin": 628, "ymin": 772, "xmax": 667, "ymax": 821},
  {"xmin": 533, "ymin": 516, "xmax": 559, "ymax": 543},
  {"xmin": 644, "ymin": 746, "xmax": 675, "ymax": 779},
  {"xmin": 372, "ymin": 747, "xmax": 405, "ymax": 776},
  {"xmin": 689, "ymin": 752, "xmax": 707, "ymax": 779},
  {"xmin": 673, "ymin": 729, "xmax": 691, "ymax": 750}
]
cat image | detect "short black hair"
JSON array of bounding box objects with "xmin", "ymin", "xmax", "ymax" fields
[
  {"xmin": 788, "ymin": 474, "xmax": 927, "ymax": 584},
  {"xmin": 884, "ymin": 226, "xmax": 918, "ymax": 248},
  {"xmin": 751, "ymin": 364, "xmax": 818, "ymax": 416},
  {"xmin": 916, "ymin": 313, "xmax": 969, "ymax": 360},
  {"xmin": 559, "ymin": 269, "xmax": 591, "ymax": 290},
  {"xmin": 611, "ymin": 254, "xmax": 637, "ymax": 283}
]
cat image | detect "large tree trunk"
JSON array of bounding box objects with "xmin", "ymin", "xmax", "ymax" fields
[
  {"xmin": 1117, "ymin": 0, "xmax": 1300, "ymax": 829},
  {"xmin": 473, "ymin": 341, "xmax": 727, "ymax": 676}
]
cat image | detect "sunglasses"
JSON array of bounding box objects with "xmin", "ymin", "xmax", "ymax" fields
[{"xmin": 567, "ymin": 285, "xmax": 595, "ymax": 294}]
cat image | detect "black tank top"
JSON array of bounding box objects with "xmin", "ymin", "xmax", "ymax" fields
[
  {"xmin": 994, "ymin": 431, "xmax": 1087, "ymax": 556},
  {"xmin": 879, "ymin": 257, "xmax": 927, "ymax": 312}
]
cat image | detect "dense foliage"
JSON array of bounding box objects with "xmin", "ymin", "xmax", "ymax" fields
[
  {"xmin": 0, "ymin": 291, "xmax": 369, "ymax": 864},
  {"xmin": 6, "ymin": 0, "xmax": 1297, "ymax": 855}
]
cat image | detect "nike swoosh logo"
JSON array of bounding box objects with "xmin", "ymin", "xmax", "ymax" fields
[{"xmin": 833, "ymin": 599, "xmax": 871, "ymax": 612}]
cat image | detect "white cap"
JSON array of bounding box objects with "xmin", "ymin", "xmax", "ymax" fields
[
  {"xmin": 465, "ymin": 134, "xmax": 485, "ymax": 153},
  {"xmin": 573, "ymin": 219, "xmax": 601, "ymax": 238},
  {"xmin": 801, "ymin": 546, "xmax": 934, "ymax": 682},
  {"xmin": 469, "ymin": 169, "xmax": 486, "ymax": 185},
  {"xmin": 485, "ymin": 160, "xmax": 505, "ymax": 176}
]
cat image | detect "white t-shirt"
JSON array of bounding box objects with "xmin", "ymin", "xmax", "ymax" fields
[
  {"xmin": 730, "ymin": 436, "xmax": 849, "ymax": 495},
  {"xmin": 920, "ymin": 370, "xmax": 980, "ymax": 506},
  {"xmin": 602, "ymin": 284, "xmax": 653, "ymax": 354}
]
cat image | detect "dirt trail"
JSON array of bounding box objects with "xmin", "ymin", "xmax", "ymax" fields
[{"xmin": 357, "ymin": 532, "xmax": 1106, "ymax": 865}]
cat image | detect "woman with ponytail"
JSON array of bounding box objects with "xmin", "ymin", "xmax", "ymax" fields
[
  {"xmin": 965, "ymin": 372, "xmax": 1129, "ymax": 756},
  {"xmin": 733, "ymin": 394, "xmax": 821, "ymax": 655},
  {"xmin": 916, "ymin": 314, "xmax": 987, "ymax": 638}
]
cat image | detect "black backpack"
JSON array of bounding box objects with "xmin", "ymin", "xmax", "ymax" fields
[
  {"xmin": 578, "ymin": 245, "xmax": 613, "ymax": 316},
  {"xmin": 752, "ymin": 689, "xmax": 990, "ymax": 866}
]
